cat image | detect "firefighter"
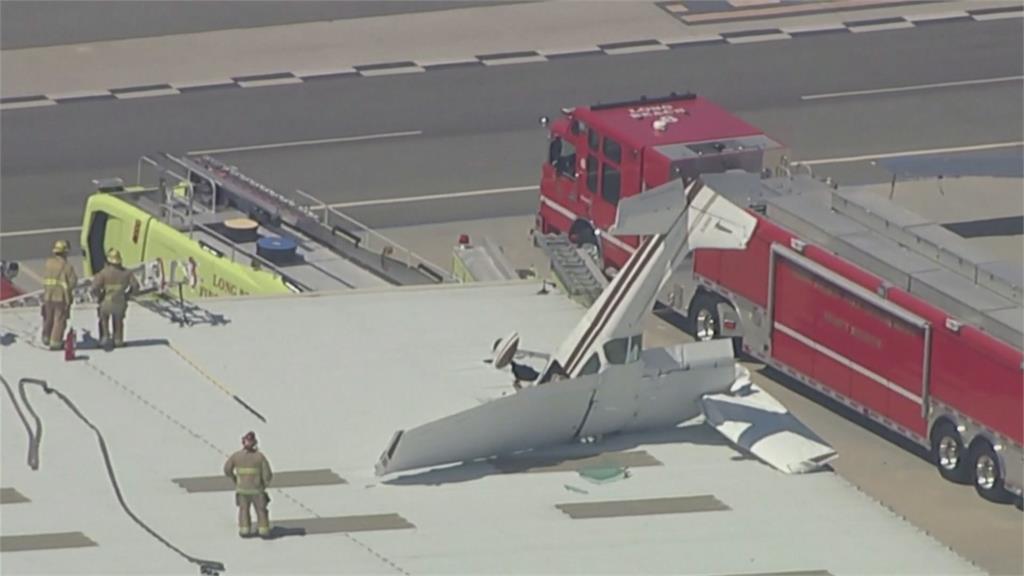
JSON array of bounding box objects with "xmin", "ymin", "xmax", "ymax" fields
[
  {"xmin": 41, "ymin": 240, "xmax": 78, "ymax": 350},
  {"xmin": 223, "ymin": 431, "xmax": 273, "ymax": 539},
  {"xmin": 91, "ymin": 249, "xmax": 140, "ymax": 349}
]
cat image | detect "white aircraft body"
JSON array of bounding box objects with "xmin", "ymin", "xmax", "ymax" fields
[{"xmin": 376, "ymin": 177, "xmax": 836, "ymax": 477}]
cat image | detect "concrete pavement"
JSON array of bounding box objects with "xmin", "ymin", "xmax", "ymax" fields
[{"xmin": 2, "ymin": 0, "xmax": 1020, "ymax": 102}]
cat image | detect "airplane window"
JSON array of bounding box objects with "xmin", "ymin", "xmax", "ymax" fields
[
  {"xmin": 580, "ymin": 353, "xmax": 601, "ymax": 375},
  {"xmin": 603, "ymin": 337, "xmax": 628, "ymax": 364},
  {"xmin": 628, "ymin": 334, "xmax": 643, "ymax": 363}
]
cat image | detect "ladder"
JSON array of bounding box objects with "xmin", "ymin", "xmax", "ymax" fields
[
  {"xmin": 534, "ymin": 234, "xmax": 608, "ymax": 307},
  {"xmin": 140, "ymin": 154, "xmax": 453, "ymax": 287}
]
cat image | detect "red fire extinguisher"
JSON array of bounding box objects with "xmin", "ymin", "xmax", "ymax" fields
[{"xmin": 64, "ymin": 328, "xmax": 76, "ymax": 361}]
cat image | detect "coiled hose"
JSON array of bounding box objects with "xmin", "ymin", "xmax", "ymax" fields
[{"xmin": 1, "ymin": 375, "xmax": 226, "ymax": 575}]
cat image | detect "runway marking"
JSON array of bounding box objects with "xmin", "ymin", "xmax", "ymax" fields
[
  {"xmin": 847, "ymin": 20, "xmax": 915, "ymax": 33},
  {"xmin": 802, "ymin": 75, "xmax": 1024, "ymax": 100},
  {"xmin": 0, "ymin": 225, "xmax": 82, "ymax": 238},
  {"xmin": 322, "ymin": 185, "xmax": 538, "ymax": 209},
  {"xmin": 186, "ymin": 130, "xmax": 423, "ymax": 155},
  {"xmin": 802, "ymin": 141, "xmax": 1024, "ymax": 165}
]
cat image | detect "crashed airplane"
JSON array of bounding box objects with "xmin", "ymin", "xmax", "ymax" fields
[{"xmin": 376, "ymin": 176, "xmax": 836, "ymax": 477}]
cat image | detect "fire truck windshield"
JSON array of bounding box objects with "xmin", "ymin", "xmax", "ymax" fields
[{"xmin": 549, "ymin": 137, "xmax": 576, "ymax": 179}]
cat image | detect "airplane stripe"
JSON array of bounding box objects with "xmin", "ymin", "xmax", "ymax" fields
[
  {"xmin": 564, "ymin": 233, "xmax": 661, "ymax": 375},
  {"xmin": 567, "ymin": 234, "xmax": 665, "ymax": 376},
  {"xmin": 562, "ymin": 227, "xmax": 657, "ymax": 371},
  {"xmin": 567, "ymin": 178, "xmax": 717, "ymax": 375},
  {"xmin": 564, "ymin": 179, "xmax": 705, "ymax": 376}
]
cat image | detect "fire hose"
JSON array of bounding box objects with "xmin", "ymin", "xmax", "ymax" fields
[{"xmin": 0, "ymin": 375, "xmax": 226, "ymax": 575}]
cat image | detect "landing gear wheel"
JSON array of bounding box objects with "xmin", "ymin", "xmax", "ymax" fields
[
  {"xmin": 931, "ymin": 422, "xmax": 969, "ymax": 484},
  {"xmin": 970, "ymin": 441, "xmax": 1013, "ymax": 503},
  {"xmin": 690, "ymin": 296, "xmax": 721, "ymax": 342}
]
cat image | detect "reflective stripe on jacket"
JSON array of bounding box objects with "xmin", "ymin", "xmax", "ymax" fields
[
  {"xmin": 224, "ymin": 449, "xmax": 273, "ymax": 494},
  {"xmin": 43, "ymin": 257, "xmax": 77, "ymax": 304},
  {"xmin": 92, "ymin": 265, "xmax": 139, "ymax": 314}
]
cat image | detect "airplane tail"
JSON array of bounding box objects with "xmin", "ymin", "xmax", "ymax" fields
[
  {"xmin": 612, "ymin": 177, "xmax": 756, "ymax": 252},
  {"xmin": 543, "ymin": 178, "xmax": 757, "ymax": 379}
]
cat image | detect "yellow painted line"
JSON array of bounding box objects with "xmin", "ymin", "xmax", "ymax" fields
[
  {"xmin": 166, "ymin": 342, "xmax": 234, "ymax": 397},
  {"xmin": 166, "ymin": 341, "xmax": 267, "ymax": 422}
]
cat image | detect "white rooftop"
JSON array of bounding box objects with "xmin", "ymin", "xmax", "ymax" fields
[{"xmin": 1, "ymin": 282, "xmax": 982, "ymax": 575}]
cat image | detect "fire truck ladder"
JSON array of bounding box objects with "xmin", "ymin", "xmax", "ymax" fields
[
  {"xmin": 141, "ymin": 153, "xmax": 452, "ymax": 287},
  {"xmin": 533, "ymin": 233, "xmax": 608, "ymax": 307}
]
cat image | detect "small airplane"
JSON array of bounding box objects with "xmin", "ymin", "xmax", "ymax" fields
[{"xmin": 376, "ymin": 176, "xmax": 836, "ymax": 477}]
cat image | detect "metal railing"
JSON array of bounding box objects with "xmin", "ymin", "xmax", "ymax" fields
[
  {"xmin": 0, "ymin": 263, "xmax": 151, "ymax": 309},
  {"xmin": 296, "ymin": 188, "xmax": 453, "ymax": 282},
  {"xmin": 132, "ymin": 153, "xmax": 453, "ymax": 285}
]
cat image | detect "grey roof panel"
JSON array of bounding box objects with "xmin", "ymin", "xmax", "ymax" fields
[
  {"xmin": 0, "ymin": 487, "xmax": 30, "ymax": 504},
  {"xmin": 909, "ymin": 268, "xmax": 1016, "ymax": 317},
  {"xmin": 494, "ymin": 450, "xmax": 662, "ymax": 474},
  {"xmin": 0, "ymin": 533, "xmax": 97, "ymax": 553},
  {"xmin": 766, "ymin": 194, "xmax": 867, "ymax": 250},
  {"xmin": 977, "ymin": 259, "xmax": 1024, "ymax": 304},
  {"xmin": 274, "ymin": 514, "xmax": 415, "ymax": 534},
  {"xmin": 837, "ymin": 232, "xmax": 942, "ymax": 292},
  {"xmin": 906, "ymin": 223, "xmax": 995, "ymax": 277},
  {"xmin": 555, "ymin": 495, "xmax": 730, "ymax": 519},
  {"xmin": 173, "ymin": 469, "xmax": 347, "ymax": 492},
  {"xmin": 987, "ymin": 308, "xmax": 1024, "ymax": 349},
  {"xmin": 833, "ymin": 188, "xmax": 932, "ymax": 228}
]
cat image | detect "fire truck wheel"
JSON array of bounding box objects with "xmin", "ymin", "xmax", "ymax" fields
[
  {"xmin": 930, "ymin": 421, "xmax": 970, "ymax": 484},
  {"xmin": 969, "ymin": 440, "xmax": 1013, "ymax": 503},
  {"xmin": 690, "ymin": 295, "xmax": 721, "ymax": 342}
]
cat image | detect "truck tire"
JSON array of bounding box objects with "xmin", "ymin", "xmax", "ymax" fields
[
  {"xmin": 689, "ymin": 294, "xmax": 721, "ymax": 342},
  {"xmin": 969, "ymin": 440, "xmax": 1013, "ymax": 503},
  {"xmin": 931, "ymin": 421, "xmax": 970, "ymax": 484}
]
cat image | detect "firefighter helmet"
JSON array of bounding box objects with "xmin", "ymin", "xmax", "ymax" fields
[
  {"xmin": 52, "ymin": 240, "xmax": 70, "ymax": 255},
  {"xmin": 106, "ymin": 248, "xmax": 122, "ymax": 265}
]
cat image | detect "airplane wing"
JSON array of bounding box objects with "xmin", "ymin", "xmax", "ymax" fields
[
  {"xmin": 699, "ymin": 376, "xmax": 837, "ymax": 474},
  {"xmin": 376, "ymin": 374, "xmax": 600, "ymax": 476}
]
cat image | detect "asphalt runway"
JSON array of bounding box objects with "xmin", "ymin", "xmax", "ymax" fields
[
  {"xmin": 0, "ymin": 1, "xmax": 524, "ymax": 49},
  {"xmin": 2, "ymin": 19, "xmax": 1021, "ymax": 261}
]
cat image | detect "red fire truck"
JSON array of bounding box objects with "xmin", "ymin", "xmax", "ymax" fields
[{"xmin": 535, "ymin": 93, "xmax": 1023, "ymax": 504}]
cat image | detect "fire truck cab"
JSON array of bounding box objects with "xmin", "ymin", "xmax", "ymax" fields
[{"xmin": 536, "ymin": 92, "xmax": 787, "ymax": 272}]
